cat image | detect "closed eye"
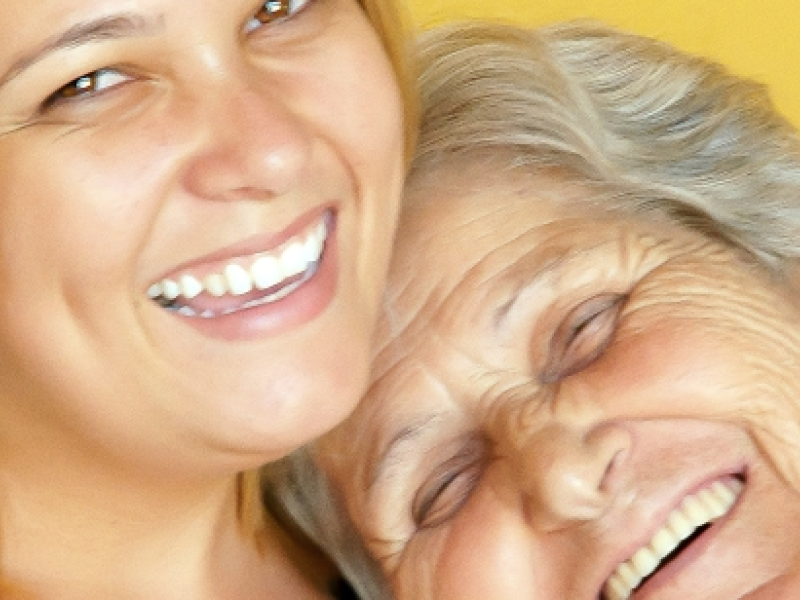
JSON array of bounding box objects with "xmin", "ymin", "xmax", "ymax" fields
[
  {"xmin": 412, "ymin": 436, "xmax": 486, "ymax": 530},
  {"xmin": 541, "ymin": 292, "xmax": 627, "ymax": 384}
]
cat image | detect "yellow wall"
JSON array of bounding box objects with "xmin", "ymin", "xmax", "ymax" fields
[{"xmin": 406, "ymin": 1, "xmax": 800, "ymax": 129}]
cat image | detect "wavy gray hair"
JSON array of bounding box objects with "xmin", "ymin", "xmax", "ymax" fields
[
  {"xmin": 411, "ymin": 20, "xmax": 800, "ymax": 272},
  {"xmin": 264, "ymin": 20, "xmax": 800, "ymax": 599}
]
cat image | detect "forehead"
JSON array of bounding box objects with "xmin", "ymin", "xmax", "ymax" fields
[
  {"xmin": 0, "ymin": 0, "xmax": 167, "ymax": 73},
  {"xmin": 384, "ymin": 174, "xmax": 614, "ymax": 340}
]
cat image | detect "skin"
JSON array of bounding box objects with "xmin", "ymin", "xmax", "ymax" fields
[
  {"xmin": 0, "ymin": 0, "xmax": 404, "ymax": 597},
  {"xmin": 319, "ymin": 167, "xmax": 800, "ymax": 599}
]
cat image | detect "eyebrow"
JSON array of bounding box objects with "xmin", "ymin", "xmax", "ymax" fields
[
  {"xmin": 367, "ymin": 413, "xmax": 443, "ymax": 496},
  {"xmin": 492, "ymin": 254, "xmax": 569, "ymax": 333},
  {"xmin": 0, "ymin": 14, "xmax": 163, "ymax": 90}
]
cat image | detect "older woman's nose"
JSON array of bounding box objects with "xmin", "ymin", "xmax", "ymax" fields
[
  {"xmin": 513, "ymin": 421, "xmax": 632, "ymax": 531},
  {"xmin": 181, "ymin": 80, "xmax": 312, "ymax": 202}
]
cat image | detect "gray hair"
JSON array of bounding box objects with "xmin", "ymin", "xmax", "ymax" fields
[
  {"xmin": 261, "ymin": 448, "xmax": 392, "ymax": 600},
  {"xmin": 410, "ymin": 20, "xmax": 800, "ymax": 273},
  {"xmin": 264, "ymin": 20, "xmax": 800, "ymax": 599}
]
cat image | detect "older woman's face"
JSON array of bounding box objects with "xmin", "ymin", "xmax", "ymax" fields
[
  {"xmin": 319, "ymin": 172, "xmax": 800, "ymax": 599},
  {"xmin": 0, "ymin": 0, "xmax": 404, "ymax": 468}
]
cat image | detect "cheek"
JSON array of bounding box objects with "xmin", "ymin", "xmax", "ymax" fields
[
  {"xmin": 590, "ymin": 305, "xmax": 800, "ymax": 489},
  {"xmin": 306, "ymin": 22, "xmax": 405, "ymax": 184},
  {"xmin": 414, "ymin": 488, "xmax": 560, "ymax": 600},
  {"xmin": 0, "ymin": 115, "xmax": 175, "ymax": 268}
]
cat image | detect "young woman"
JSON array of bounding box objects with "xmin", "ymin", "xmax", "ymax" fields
[{"xmin": 0, "ymin": 0, "xmax": 414, "ymax": 597}]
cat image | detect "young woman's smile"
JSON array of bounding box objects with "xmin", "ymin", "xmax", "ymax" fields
[{"xmin": 0, "ymin": 0, "xmax": 405, "ymax": 473}]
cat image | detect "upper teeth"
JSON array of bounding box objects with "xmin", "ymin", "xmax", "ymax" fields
[
  {"xmin": 603, "ymin": 477, "xmax": 743, "ymax": 600},
  {"xmin": 147, "ymin": 217, "xmax": 328, "ymax": 315}
]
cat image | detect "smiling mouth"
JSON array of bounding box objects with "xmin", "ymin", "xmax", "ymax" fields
[
  {"xmin": 602, "ymin": 476, "xmax": 744, "ymax": 600},
  {"xmin": 147, "ymin": 212, "xmax": 330, "ymax": 318}
]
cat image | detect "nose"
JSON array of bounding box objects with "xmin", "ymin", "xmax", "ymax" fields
[
  {"xmin": 181, "ymin": 76, "xmax": 312, "ymax": 202},
  {"xmin": 512, "ymin": 421, "xmax": 632, "ymax": 531}
]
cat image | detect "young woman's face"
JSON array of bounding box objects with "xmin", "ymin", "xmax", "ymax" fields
[
  {"xmin": 0, "ymin": 0, "xmax": 404, "ymax": 471},
  {"xmin": 319, "ymin": 172, "xmax": 800, "ymax": 599}
]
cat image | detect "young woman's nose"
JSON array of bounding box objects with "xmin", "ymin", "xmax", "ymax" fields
[
  {"xmin": 181, "ymin": 77, "xmax": 312, "ymax": 202},
  {"xmin": 513, "ymin": 421, "xmax": 632, "ymax": 532}
]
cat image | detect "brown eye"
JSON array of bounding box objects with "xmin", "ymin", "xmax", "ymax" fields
[
  {"xmin": 245, "ymin": 0, "xmax": 311, "ymax": 33},
  {"xmin": 43, "ymin": 69, "xmax": 132, "ymax": 109},
  {"xmin": 412, "ymin": 437, "xmax": 486, "ymax": 530},
  {"xmin": 254, "ymin": 0, "xmax": 290, "ymax": 23},
  {"xmin": 541, "ymin": 293, "xmax": 627, "ymax": 384}
]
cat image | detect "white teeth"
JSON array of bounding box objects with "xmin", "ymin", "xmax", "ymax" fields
[
  {"xmin": 280, "ymin": 241, "xmax": 308, "ymax": 278},
  {"xmin": 680, "ymin": 495, "xmax": 709, "ymax": 527},
  {"xmin": 602, "ymin": 477, "xmax": 743, "ymax": 600},
  {"xmin": 251, "ymin": 255, "xmax": 282, "ymax": 290},
  {"xmin": 667, "ymin": 509, "xmax": 693, "ymax": 539},
  {"xmin": 605, "ymin": 573, "xmax": 628, "ymax": 600},
  {"xmin": 630, "ymin": 546, "xmax": 659, "ymax": 580},
  {"xmin": 204, "ymin": 273, "xmax": 227, "ymax": 298},
  {"xmin": 180, "ymin": 274, "xmax": 203, "ymax": 299},
  {"xmin": 698, "ymin": 489, "xmax": 726, "ymax": 519},
  {"xmin": 617, "ymin": 562, "xmax": 641, "ymax": 590},
  {"xmin": 162, "ymin": 279, "xmax": 181, "ymax": 301},
  {"xmin": 304, "ymin": 230, "xmax": 322, "ymax": 262},
  {"xmin": 225, "ymin": 264, "xmax": 253, "ymax": 296},
  {"xmin": 650, "ymin": 527, "xmax": 679, "ymax": 558},
  {"xmin": 147, "ymin": 283, "xmax": 162, "ymax": 299},
  {"xmin": 149, "ymin": 214, "xmax": 328, "ymax": 315}
]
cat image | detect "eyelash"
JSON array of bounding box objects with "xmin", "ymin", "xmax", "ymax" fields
[
  {"xmin": 244, "ymin": 0, "xmax": 312, "ymax": 32},
  {"xmin": 41, "ymin": 0, "xmax": 313, "ymax": 110},
  {"xmin": 540, "ymin": 292, "xmax": 627, "ymax": 384},
  {"xmin": 42, "ymin": 69, "xmax": 134, "ymax": 110},
  {"xmin": 412, "ymin": 436, "xmax": 486, "ymax": 530}
]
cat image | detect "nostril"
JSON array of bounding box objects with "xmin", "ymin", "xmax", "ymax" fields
[
  {"xmin": 519, "ymin": 422, "xmax": 634, "ymax": 530},
  {"xmin": 599, "ymin": 445, "xmax": 629, "ymax": 496},
  {"xmin": 586, "ymin": 423, "xmax": 633, "ymax": 496}
]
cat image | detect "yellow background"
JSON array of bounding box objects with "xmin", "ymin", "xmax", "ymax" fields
[{"xmin": 405, "ymin": 1, "xmax": 800, "ymax": 128}]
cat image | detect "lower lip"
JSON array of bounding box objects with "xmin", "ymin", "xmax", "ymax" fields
[
  {"xmin": 633, "ymin": 476, "xmax": 745, "ymax": 600},
  {"xmin": 166, "ymin": 218, "xmax": 339, "ymax": 342}
]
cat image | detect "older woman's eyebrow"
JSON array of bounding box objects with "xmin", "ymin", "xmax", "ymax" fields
[
  {"xmin": 367, "ymin": 413, "xmax": 444, "ymax": 496},
  {"xmin": 0, "ymin": 13, "xmax": 164, "ymax": 90},
  {"xmin": 492, "ymin": 254, "xmax": 569, "ymax": 334}
]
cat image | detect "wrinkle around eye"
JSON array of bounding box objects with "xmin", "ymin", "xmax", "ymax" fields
[
  {"xmin": 541, "ymin": 292, "xmax": 628, "ymax": 384},
  {"xmin": 411, "ymin": 435, "xmax": 487, "ymax": 530}
]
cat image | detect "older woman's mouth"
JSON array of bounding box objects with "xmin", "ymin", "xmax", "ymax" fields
[
  {"xmin": 602, "ymin": 476, "xmax": 744, "ymax": 600},
  {"xmin": 147, "ymin": 212, "xmax": 330, "ymax": 318}
]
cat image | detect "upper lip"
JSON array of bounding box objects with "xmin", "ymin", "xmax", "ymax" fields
[{"xmin": 593, "ymin": 466, "xmax": 746, "ymax": 599}]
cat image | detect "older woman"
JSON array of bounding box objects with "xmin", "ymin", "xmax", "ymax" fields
[
  {"xmin": 0, "ymin": 0, "xmax": 416, "ymax": 598},
  {"xmin": 272, "ymin": 20, "xmax": 800, "ymax": 600}
]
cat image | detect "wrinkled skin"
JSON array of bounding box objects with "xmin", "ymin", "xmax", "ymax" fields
[{"xmin": 319, "ymin": 170, "xmax": 800, "ymax": 599}]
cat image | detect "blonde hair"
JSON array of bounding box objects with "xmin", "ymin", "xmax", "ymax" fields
[
  {"xmin": 267, "ymin": 20, "xmax": 800, "ymax": 597},
  {"xmin": 360, "ymin": 0, "xmax": 420, "ymax": 160}
]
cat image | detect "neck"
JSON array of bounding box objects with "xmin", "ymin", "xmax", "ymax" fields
[{"xmin": 0, "ymin": 449, "xmax": 332, "ymax": 599}]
